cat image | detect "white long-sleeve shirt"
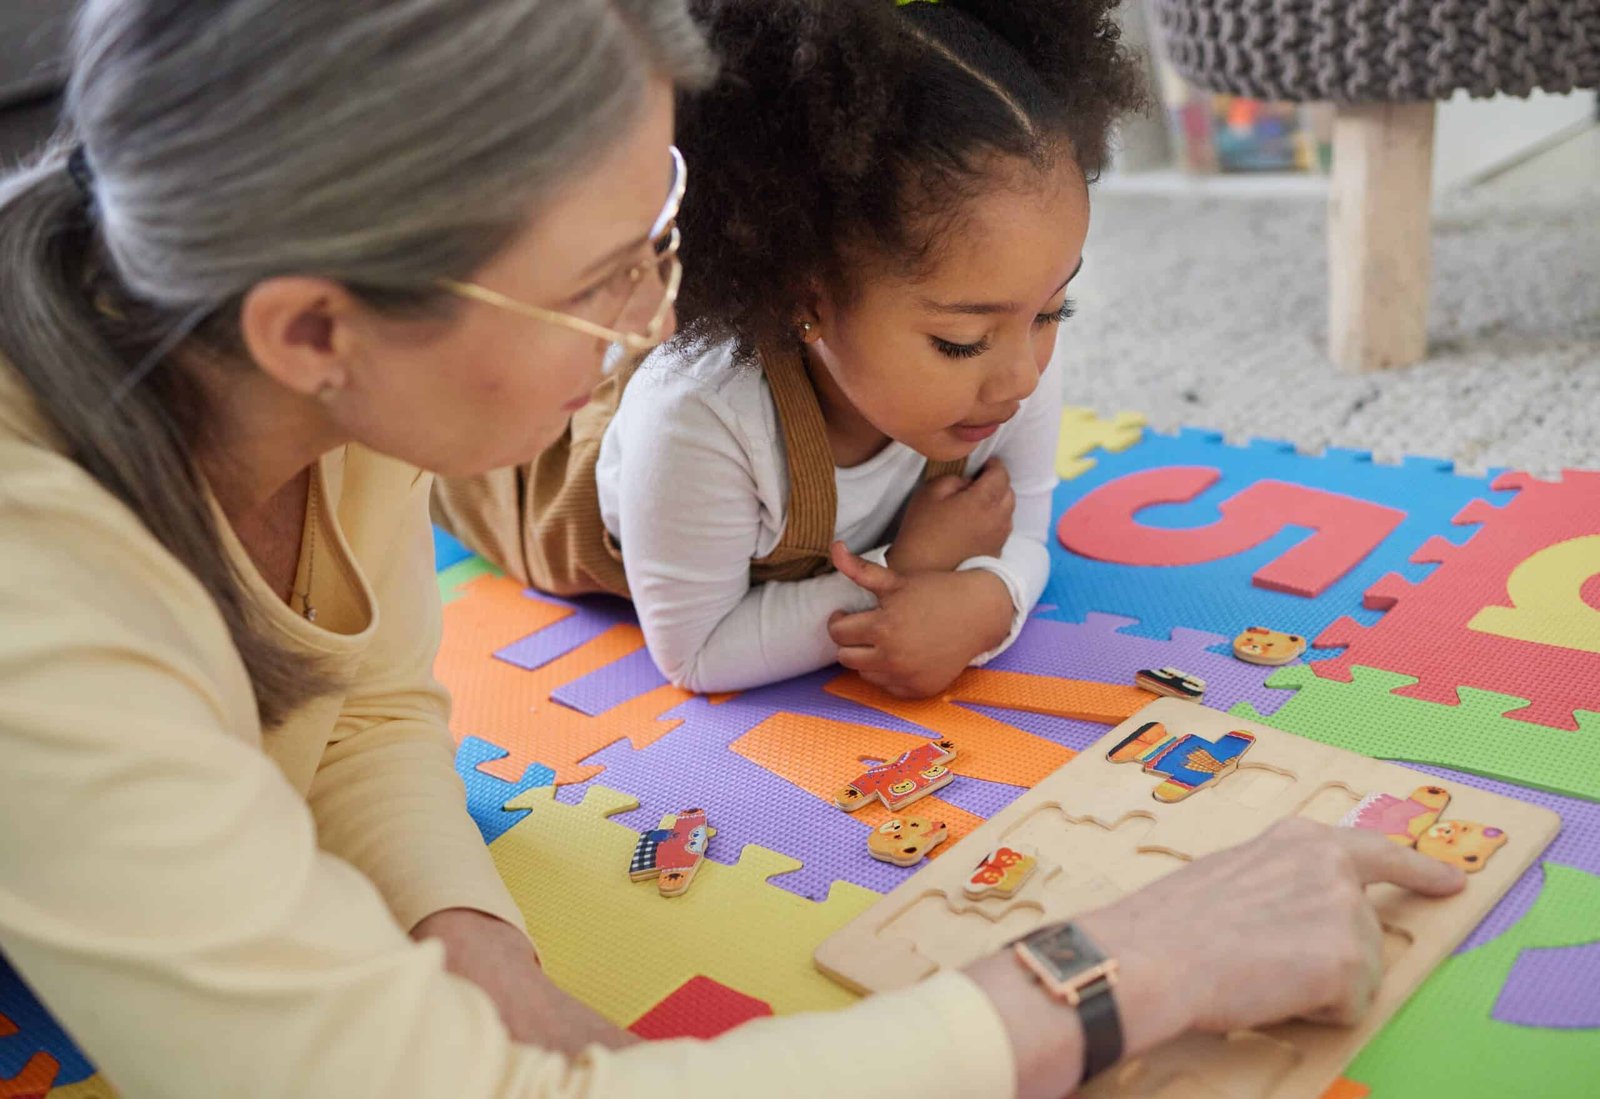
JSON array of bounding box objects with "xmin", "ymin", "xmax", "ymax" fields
[{"xmin": 596, "ymin": 339, "xmax": 1061, "ymax": 693}]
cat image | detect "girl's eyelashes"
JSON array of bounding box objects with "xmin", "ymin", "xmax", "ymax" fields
[
  {"xmin": 1036, "ymin": 297, "xmax": 1077, "ymax": 326},
  {"xmin": 931, "ymin": 298, "xmax": 1077, "ymax": 359},
  {"xmin": 931, "ymin": 336, "xmax": 990, "ymax": 360}
]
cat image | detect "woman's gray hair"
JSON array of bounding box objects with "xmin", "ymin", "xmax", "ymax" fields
[{"xmin": 0, "ymin": 0, "xmax": 714, "ymax": 728}]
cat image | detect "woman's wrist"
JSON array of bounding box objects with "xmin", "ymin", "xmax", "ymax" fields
[{"xmin": 967, "ymin": 913, "xmax": 1197, "ymax": 1099}]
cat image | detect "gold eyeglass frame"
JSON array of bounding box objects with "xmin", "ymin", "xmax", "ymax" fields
[{"xmin": 438, "ymin": 145, "xmax": 686, "ymax": 354}]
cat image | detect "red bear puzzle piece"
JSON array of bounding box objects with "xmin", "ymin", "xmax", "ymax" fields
[
  {"xmin": 1057, "ymin": 466, "xmax": 1404, "ymax": 598},
  {"xmin": 1314, "ymin": 470, "xmax": 1600, "ymax": 729},
  {"xmin": 628, "ymin": 976, "xmax": 774, "ymax": 1041}
]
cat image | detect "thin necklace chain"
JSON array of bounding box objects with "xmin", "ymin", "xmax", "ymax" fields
[{"xmin": 299, "ymin": 473, "xmax": 319, "ymax": 622}]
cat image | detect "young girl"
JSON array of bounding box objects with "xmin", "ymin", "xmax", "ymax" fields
[{"xmin": 437, "ymin": 0, "xmax": 1145, "ymax": 697}]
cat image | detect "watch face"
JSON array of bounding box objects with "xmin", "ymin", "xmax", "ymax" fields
[{"xmin": 1026, "ymin": 923, "xmax": 1096, "ymax": 983}]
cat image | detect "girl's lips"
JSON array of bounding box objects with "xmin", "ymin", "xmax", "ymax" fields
[
  {"xmin": 949, "ymin": 421, "xmax": 1001, "ymax": 443},
  {"xmin": 562, "ymin": 394, "xmax": 592, "ymax": 412}
]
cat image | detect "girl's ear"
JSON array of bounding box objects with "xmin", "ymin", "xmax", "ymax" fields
[{"xmin": 797, "ymin": 279, "xmax": 829, "ymax": 343}]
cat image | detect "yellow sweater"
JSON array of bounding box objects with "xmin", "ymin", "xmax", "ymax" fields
[{"xmin": 0, "ymin": 363, "xmax": 1014, "ymax": 1098}]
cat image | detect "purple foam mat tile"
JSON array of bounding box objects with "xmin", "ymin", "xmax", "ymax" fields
[
  {"xmin": 495, "ymin": 593, "xmax": 637, "ymax": 671},
  {"xmin": 1493, "ymin": 943, "xmax": 1600, "ymax": 1029},
  {"xmin": 552, "ymin": 695, "xmax": 912, "ymax": 900},
  {"xmin": 551, "ymin": 646, "xmax": 669, "ymax": 716},
  {"xmin": 1405, "ymin": 764, "xmax": 1600, "ymax": 953},
  {"xmin": 956, "ymin": 704, "xmax": 1109, "ymax": 754},
  {"xmin": 989, "ymin": 613, "xmax": 1294, "ymax": 717},
  {"xmin": 937, "ymin": 774, "xmax": 1029, "ymax": 819}
]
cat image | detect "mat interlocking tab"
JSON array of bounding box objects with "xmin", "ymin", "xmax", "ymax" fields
[
  {"xmin": 1494, "ymin": 943, "xmax": 1600, "ymax": 1029},
  {"xmin": 1314, "ymin": 470, "xmax": 1600, "ymax": 729},
  {"xmin": 434, "ymin": 576, "xmax": 689, "ymax": 785},
  {"xmin": 1055, "ymin": 405, "xmax": 1147, "ymax": 480},
  {"xmin": 1042, "ymin": 428, "xmax": 1514, "ymax": 653},
  {"xmin": 1233, "ymin": 665, "xmax": 1600, "ymax": 802},
  {"xmin": 489, "ymin": 785, "xmax": 875, "ymax": 1027}
]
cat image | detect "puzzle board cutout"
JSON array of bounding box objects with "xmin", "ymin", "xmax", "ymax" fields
[{"xmin": 815, "ymin": 700, "xmax": 1560, "ymax": 1099}]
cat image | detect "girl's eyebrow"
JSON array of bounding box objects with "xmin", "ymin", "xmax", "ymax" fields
[{"xmin": 918, "ymin": 256, "xmax": 1085, "ymax": 315}]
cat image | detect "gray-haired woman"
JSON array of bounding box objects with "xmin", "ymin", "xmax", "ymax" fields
[{"xmin": 0, "ymin": 2, "xmax": 1465, "ymax": 1096}]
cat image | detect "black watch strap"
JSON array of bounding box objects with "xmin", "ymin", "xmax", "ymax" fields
[{"xmin": 1076, "ymin": 968, "xmax": 1124, "ymax": 1083}]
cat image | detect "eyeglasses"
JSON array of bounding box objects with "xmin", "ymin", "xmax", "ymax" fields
[{"xmin": 438, "ymin": 145, "xmax": 686, "ymax": 354}]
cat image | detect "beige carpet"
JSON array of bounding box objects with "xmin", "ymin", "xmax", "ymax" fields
[{"xmin": 1056, "ymin": 167, "xmax": 1600, "ymax": 477}]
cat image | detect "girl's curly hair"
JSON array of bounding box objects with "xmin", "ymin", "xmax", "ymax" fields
[{"xmin": 674, "ymin": 0, "xmax": 1148, "ymax": 354}]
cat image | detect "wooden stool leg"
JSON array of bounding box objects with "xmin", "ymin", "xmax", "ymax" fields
[{"xmin": 1327, "ymin": 102, "xmax": 1437, "ymax": 371}]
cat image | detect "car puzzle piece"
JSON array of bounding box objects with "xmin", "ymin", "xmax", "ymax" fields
[
  {"xmin": 867, "ymin": 816, "xmax": 950, "ymax": 868},
  {"xmin": 1340, "ymin": 785, "xmax": 1452, "ymax": 845},
  {"xmin": 834, "ymin": 739, "xmax": 958, "ymax": 813},
  {"xmin": 1107, "ymin": 721, "xmax": 1255, "ymax": 802},
  {"xmin": 963, "ymin": 845, "xmax": 1039, "ymax": 899},
  {"xmin": 1339, "ymin": 783, "xmax": 1507, "ymax": 873},
  {"xmin": 629, "ymin": 808, "xmax": 716, "ymax": 896},
  {"xmin": 1134, "ymin": 666, "xmax": 1207, "ymax": 702},
  {"xmin": 1232, "ymin": 626, "xmax": 1307, "ymax": 665}
]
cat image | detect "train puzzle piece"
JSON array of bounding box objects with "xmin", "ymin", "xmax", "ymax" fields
[{"xmin": 1106, "ymin": 721, "xmax": 1256, "ymax": 803}]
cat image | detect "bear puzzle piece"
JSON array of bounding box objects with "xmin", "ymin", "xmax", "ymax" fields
[
  {"xmin": 1232, "ymin": 626, "xmax": 1307, "ymax": 666},
  {"xmin": 963, "ymin": 845, "xmax": 1039, "ymax": 899},
  {"xmin": 1134, "ymin": 666, "xmax": 1207, "ymax": 702},
  {"xmin": 1340, "ymin": 785, "xmax": 1452, "ymax": 845},
  {"xmin": 867, "ymin": 815, "xmax": 951, "ymax": 867},
  {"xmin": 834, "ymin": 739, "xmax": 958, "ymax": 813},
  {"xmin": 629, "ymin": 807, "xmax": 716, "ymax": 897},
  {"xmin": 1416, "ymin": 819, "xmax": 1509, "ymax": 873},
  {"xmin": 1107, "ymin": 720, "xmax": 1255, "ymax": 803},
  {"xmin": 1337, "ymin": 784, "xmax": 1508, "ymax": 873}
]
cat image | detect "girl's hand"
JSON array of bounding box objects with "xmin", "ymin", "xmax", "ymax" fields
[
  {"xmin": 411, "ymin": 908, "xmax": 638, "ymax": 1053},
  {"xmin": 828, "ymin": 543, "xmax": 1014, "ymax": 698},
  {"xmin": 887, "ymin": 458, "xmax": 1014, "ymax": 575},
  {"xmin": 963, "ymin": 820, "xmax": 1467, "ymax": 1099}
]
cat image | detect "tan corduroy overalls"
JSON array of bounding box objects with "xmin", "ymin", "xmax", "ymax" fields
[{"xmin": 432, "ymin": 341, "xmax": 965, "ymax": 598}]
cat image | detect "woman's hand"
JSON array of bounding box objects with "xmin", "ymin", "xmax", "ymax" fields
[
  {"xmin": 965, "ymin": 819, "xmax": 1466, "ymax": 1099},
  {"xmin": 411, "ymin": 908, "xmax": 638, "ymax": 1054},
  {"xmin": 886, "ymin": 458, "xmax": 1014, "ymax": 575},
  {"xmin": 828, "ymin": 543, "xmax": 1014, "ymax": 698}
]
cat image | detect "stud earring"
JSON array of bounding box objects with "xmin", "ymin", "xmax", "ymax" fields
[{"xmin": 316, "ymin": 381, "xmax": 340, "ymax": 404}]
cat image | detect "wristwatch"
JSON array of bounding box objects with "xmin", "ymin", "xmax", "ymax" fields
[{"xmin": 1010, "ymin": 921, "xmax": 1124, "ymax": 1083}]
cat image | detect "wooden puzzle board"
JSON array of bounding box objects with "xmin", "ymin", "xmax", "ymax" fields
[{"xmin": 814, "ymin": 699, "xmax": 1561, "ymax": 1099}]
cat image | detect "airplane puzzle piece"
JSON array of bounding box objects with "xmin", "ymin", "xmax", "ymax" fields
[
  {"xmin": 1107, "ymin": 721, "xmax": 1255, "ymax": 803},
  {"xmin": 834, "ymin": 740, "xmax": 958, "ymax": 813},
  {"xmin": 629, "ymin": 808, "xmax": 716, "ymax": 897}
]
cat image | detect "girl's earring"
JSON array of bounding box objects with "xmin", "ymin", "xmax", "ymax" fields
[{"xmin": 799, "ymin": 320, "xmax": 819, "ymax": 342}]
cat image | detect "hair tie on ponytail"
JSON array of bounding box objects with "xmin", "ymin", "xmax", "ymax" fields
[{"xmin": 65, "ymin": 144, "xmax": 95, "ymax": 201}]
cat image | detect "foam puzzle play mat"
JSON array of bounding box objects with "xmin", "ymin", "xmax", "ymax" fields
[{"xmin": 4, "ymin": 410, "xmax": 1598, "ymax": 1097}]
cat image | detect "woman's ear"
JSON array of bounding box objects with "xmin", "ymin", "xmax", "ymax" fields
[{"xmin": 239, "ymin": 277, "xmax": 363, "ymax": 400}]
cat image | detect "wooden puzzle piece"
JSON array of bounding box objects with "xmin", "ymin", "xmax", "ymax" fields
[
  {"xmin": 1134, "ymin": 666, "xmax": 1206, "ymax": 702},
  {"xmin": 1415, "ymin": 819, "xmax": 1508, "ymax": 873},
  {"xmin": 1339, "ymin": 785, "xmax": 1452, "ymax": 845},
  {"xmin": 1232, "ymin": 626, "xmax": 1307, "ymax": 666},
  {"xmin": 867, "ymin": 816, "xmax": 949, "ymax": 868},
  {"xmin": 1338, "ymin": 783, "xmax": 1508, "ymax": 873},
  {"xmin": 629, "ymin": 808, "xmax": 716, "ymax": 896},
  {"xmin": 1107, "ymin": 721, "xmax": 1255, "ymax": 803},
  {"xmin": 834, "ymin": 739, "xmax": 957, "ymax": 813},
  {"xmin": 963, "ymin": 845, "xmax": 1038, "ymax": 899}
]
